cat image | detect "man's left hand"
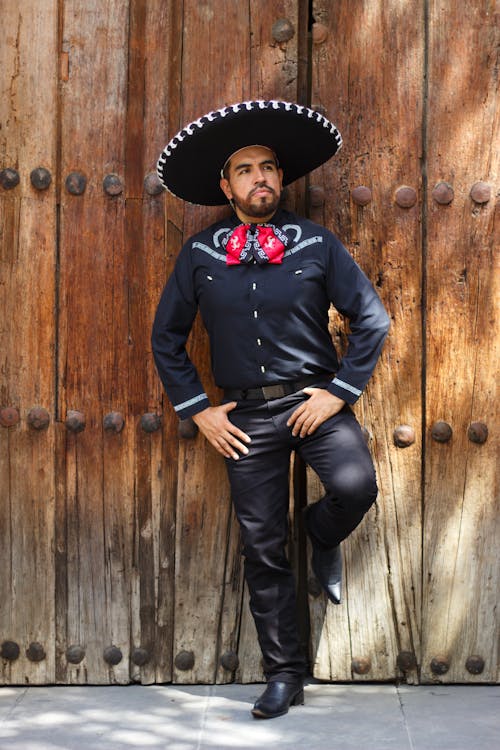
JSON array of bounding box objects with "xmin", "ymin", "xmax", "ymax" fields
[{"xmin": 287, "ymin": 388, "xmax": 345, "ymax": 438}]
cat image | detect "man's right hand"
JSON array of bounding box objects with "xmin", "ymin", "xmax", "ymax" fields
[{"xmin": 192, "ymin": 402, "xmax": 251, "ymax": 460}]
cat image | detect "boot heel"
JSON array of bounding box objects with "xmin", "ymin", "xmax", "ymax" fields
[{"xmin": 292, "ymin": 688, "xmax": 304, "ymax": 706}]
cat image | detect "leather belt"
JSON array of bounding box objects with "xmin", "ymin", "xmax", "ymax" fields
[{"xmin": 224, "ymin": 374, "xmax": 332, "ymax": 401}]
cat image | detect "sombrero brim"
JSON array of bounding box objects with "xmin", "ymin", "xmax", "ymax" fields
[{"xmin": 157, "ymin": 100, "xmax": 342, "ymax": 206}]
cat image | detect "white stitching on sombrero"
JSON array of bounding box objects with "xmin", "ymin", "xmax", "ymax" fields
[
  {"xmin": 213, "ymin": 228, "xmax": 233, "ymax": 248},
  {"xmin": 283, "ymin": 236, "xmax": 323, "ymax": 257},
  {"xmin": 282, "ymin": 224, "xmax": 302, "ymax": 243},
  {"xmin": 192, "ymin": 241, "xmax": 227, "ymax": 262}
]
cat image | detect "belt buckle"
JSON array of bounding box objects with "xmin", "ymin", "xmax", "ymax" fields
[{"xmin": 262, "ymin": 384, "xmax": 285, "ymax": 399}]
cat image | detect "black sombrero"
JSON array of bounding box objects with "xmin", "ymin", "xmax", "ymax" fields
[{"xmin": 157, "ymin": 100, "xmax": 342, "ymax": 206}]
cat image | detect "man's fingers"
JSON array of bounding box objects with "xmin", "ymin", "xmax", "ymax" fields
[
  {"xmin": 287, "ymin": 403, "xmax": 305, "ymax": 427},
  {"xmin": 228, "ymin": 424, "xmax": 252, "ymax": 444}
]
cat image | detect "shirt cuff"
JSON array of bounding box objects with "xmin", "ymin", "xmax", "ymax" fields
[
  {"xmin": 173, "ymin": 392, "xmax": 210, "ymax": 420},
  {"xmin": 327, "ymin": 377, "xmax": 362, "ymax": 405}
]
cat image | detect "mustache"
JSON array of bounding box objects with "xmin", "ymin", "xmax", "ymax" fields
[{"xmin": 249, "ymin": 183, "xmax": 275, "ymax": 198}]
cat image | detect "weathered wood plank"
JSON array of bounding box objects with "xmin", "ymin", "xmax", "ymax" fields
[
  {"xmin": 309, "ymin": 0, "xmax": 423, "ymax": 682},
  {"xmin": 57, "ymin": 0, "xmax": 131, "ymax": 683},
  {"xmin": 128, "ymin": 0, "xmax": 183, "ymax": 684},
  {"xmin": 422, "ymin": 0, "xmax": 499, "ymax": 684},
  {"xmin": 0, "ymin": 0, "xmax": 57, "ymax": 685}
]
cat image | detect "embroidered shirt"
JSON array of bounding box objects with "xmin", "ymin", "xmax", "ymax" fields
[{"xmin": 152, "ymin": 209, "xmax": 390, "ymax": 420}]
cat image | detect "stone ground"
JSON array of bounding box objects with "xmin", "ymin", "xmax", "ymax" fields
[{"xmin": 0, "ymin": 682, "xmax": 499, "ymax": 750}]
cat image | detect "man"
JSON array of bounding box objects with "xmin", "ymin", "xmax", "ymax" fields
[{"xmin": 152, "ymin": 100, "xmax": 390, "ymax": 719}]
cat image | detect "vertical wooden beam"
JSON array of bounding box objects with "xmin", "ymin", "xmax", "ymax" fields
[
  {"xmin": 125, "ymin": 0, "xmax": 180, "ymax": 687},
  {"xmin": 309, "ymin": 0, "xmax": 424, "ymax": 682},
  {"xmin": 0, "ymin": 0, "xmax": 58, "ymax": 685},
  {"xmin": 422, "ymin": 0, "xmax": 499, "ymax": 684},
  {"xmin": 57, "ymin": 0, "xmax": 132, "ymax": 684}
]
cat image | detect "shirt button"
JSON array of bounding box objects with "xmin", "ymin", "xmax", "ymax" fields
[
  {"xmin": 260, "ymin": 365, "xmax": 266, "ymax": 373},
  {"xmin": 257, "ymin": 338, "xmax": 262, "ymax": 346},
  {"xmin": 252, "ymin": 282, "xmax": 257, "ymax": 290},
  {"xmin": 253, "ymin": 310, "xmax": 258, "ymax": 318}
]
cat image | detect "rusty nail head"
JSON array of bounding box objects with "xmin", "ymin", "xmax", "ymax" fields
[
  {"xmin": 465, "ymin": 655, "xmax": 485, "ymax": 675},
  {"xmin": 0, "ymin": 168, "xmax": 20, "ymax": 190},
  {"xmin": 175, "ymin": 650, "xmax": 195, "ymax": 671},
  {"xmin": 397, "ymin": 651, "xmax": 417, "ymax": 671},
  {"xmin": 0, "ymin": 407, "xmax": 20, "ymax": 427},
  {"xmin": 393, "ymin": 424, "xmax": 415, "ymax": 448},
  {"xmin": 431, "ymin": 420, "xmax": 453, "ymax": 443},
  {"xmin": 395, "ymin": 186, "xmax": 417, "ymax": 208},
  {"xmin": 1, "ymin": 640, "xmax": 20, "ymax": 661},
  {"xmin": 144, "ymin": 172, "xmax": 164, "ymax": 196},
  {"xmin": 272, "ymin": 18, "xmax": 295, "ymax": 43},
  {"xmin": 30, "ymin": 167, "xmax": 52, "ymax": 190},
  {"xmin": 470, "ymin": 181, "xmax": 491, "ymax": 204},
  {"xmin": 65, "ymin": 172, "xmax": 87, "ymax": 195},
  {"xmin": 103, "ymin": 645, "xmax": 123, "ymax": 666},
  {"xmin": 312, "ymin": 22, "xmax": 328, "ymax": 44},
  {"xmin": 132, "ymin": 647, "xmax": 150, "ymax": 666},
  {"xmin": 26, "ymin": 642, "xmax": 46, "ymax": 662},
  {"xmin": 27, "ymin": 407, "xmax": 50, "ymax": 430},
  {"xmin": 220, "ymin": 651, "xmax": 239, "ymax": 672},
  {"xmin": 430, "ymin": 655, "xmax": 450, "ymax": 675},
  {"xmin": 352, "ymin": 186, "xmax": 372, "ymax": 206},
  {"xmin": 103, "ymin": 411, "xmax": 125, "ymax": 433},
  {"xmin": 432, "ymin": 181, "xmax": 454, "ymax": 205},
  {"xmin": 352, "ymin": 656, "xmax": 371, "ymax": 675},
  {"xmin": 468, "ymin": 421, "xmax": 488, "ymax": 444},
  {"xmin": 141, "ymin": 413, "xmax": 162, "ymax": 433},
  {"xmin": 66, "ymin": 645, "xmax": 86, "ymax": 664},
  {"xmin": 309, "ymin": 185, "xmax": 325, "ymax": 207},
  {"xmin": 65, "ymin": 410, "xmax": 86, "ymax": 433},
  {"xmin": 103, "ymin": 173, "xmax": 123, "ymax": 196},
  {"xmin": 178, "ymin": 418, "xmax": 198, "ymax": 440}
]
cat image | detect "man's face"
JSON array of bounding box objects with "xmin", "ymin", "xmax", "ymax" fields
[{"xmin": 219, "ymin": 145, "xmax": 283, "ymax": 223}]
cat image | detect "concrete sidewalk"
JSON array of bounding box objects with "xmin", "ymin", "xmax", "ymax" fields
[{"xmin": 0, "ymin": 682, "xmax": 498, "ymax": 750}]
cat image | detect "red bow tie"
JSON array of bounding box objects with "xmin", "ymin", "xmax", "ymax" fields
[{"xmin": 224, "ymin": 224, "xmax": 287, "ymax": 265}]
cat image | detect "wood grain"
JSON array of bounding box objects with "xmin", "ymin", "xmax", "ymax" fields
[
  {"xmin": 309, "ymin": 0, "xmax": 423, "ymax": 682},
  {"xmin": 56, "ymin": 0, "xmax": 130, "ymax": 683},
  {"xmin": 422, "ymin": 0, "xmax": 499, "ymax": 684},
  {"xmin": 0, "ymin": 0, "xmax": 57, "ymax": 685}
]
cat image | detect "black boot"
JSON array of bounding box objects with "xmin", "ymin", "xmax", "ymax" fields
[
  {"xmin": 251, "ymin": 681, "xmax": 304, "ymax": 719},
  {"xmin": 303, "ymin": 505, "xmax": 343, "ymax": 605},
  {"xmin": 311, "ymin": 542, "xmax": 342, "ymax": 604}
]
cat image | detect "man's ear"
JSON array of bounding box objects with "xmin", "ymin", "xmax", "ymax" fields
[
  {"xmin": 278, "ymin": 167, "xmax": 284, "ymax": 189},
  {"xmin": 220, "ymin": 177, "xmax": 233, "ymax": 201}
]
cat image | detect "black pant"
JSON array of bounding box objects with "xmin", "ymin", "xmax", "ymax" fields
[{"xmin": 225, "ymin": 391, "xmax": 378, "ymax": 683}]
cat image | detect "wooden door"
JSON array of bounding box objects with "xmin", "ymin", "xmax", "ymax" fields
[{"xmin": 0, "ymin": 0, "xmax": 497, "ymax": 685}]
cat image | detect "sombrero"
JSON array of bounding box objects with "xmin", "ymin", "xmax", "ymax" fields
[{"xmin": 157, "ymin": 100, "xmax": 342, "ymax": 206}]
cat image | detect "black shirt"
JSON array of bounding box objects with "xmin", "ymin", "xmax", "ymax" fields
[{"xmin": 152, "ymin": 209, "xmax": 390, "ymax": 420}]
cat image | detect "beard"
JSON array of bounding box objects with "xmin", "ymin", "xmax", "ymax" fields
[{"xmin": 232, "ymin": 185, "xmax": 281, "ymax": 219}]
